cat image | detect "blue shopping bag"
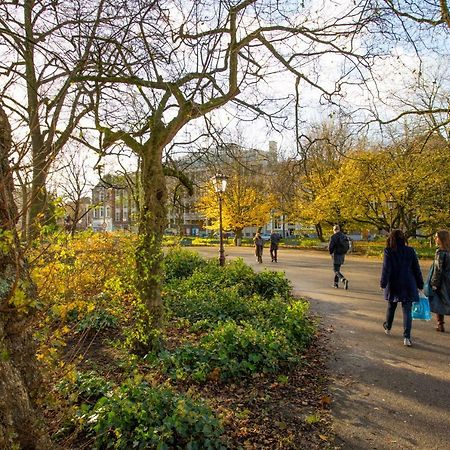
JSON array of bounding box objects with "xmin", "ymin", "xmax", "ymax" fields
[{"xmin": 412, "ymin": 296, "xmax": 431, "ymax": 321}]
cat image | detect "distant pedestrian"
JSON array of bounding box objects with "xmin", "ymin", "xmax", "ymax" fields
[
  {"xmin": 253, "ymin": 231, "xmax": 264, "ymax": 263},
  {"xmin": 328, "ymin": 224, "xmax": 350, "ymax": 289},
  {"xmin": 380, "ymin": 229, "xmax": 424, "ymax": 347},
  {"xmin": 426, "ymin": 230, "xmax": 450, "ymax": 332},
  {"xmin": 270, "ymin": 230, "xmax": 282, "ymax": 262}
]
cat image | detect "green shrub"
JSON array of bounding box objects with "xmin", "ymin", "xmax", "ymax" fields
[
  {"xmin": 221, "ymin": 258, "xmax": 255, "ymax": 289},
  {"xmin": 58, "ymin": 371, "xmax": 113, "ymax": 404},
  {"xmin": 165, "ymin": 259, "xmax": 294, "ymax": 327},
  {"xmin": 351, "ymin": 239, "xmax": 435, "ymax": 259},
  {"xmin": 167, "ymin": 258, "xmax": 285, "ymax": 302},
  {"xmin": 190, "ymin": 237, "xmax": 218, "ymax": 246},
  {"xmin": 282, "ymin": 237, "xmax": 300, "ymax": 246},
  {"xmin": 202, "ymin": 321, "xmax": 298, "ymax": 378},
  {"xmin": 160, "ymin": 253, "xmax": 315, "ymax": 383},
  {"xmin": 76, "ymin": 308, "xmax": 119, "ymax": 332},
  {"xmin": 296, "ymin": 238, "xmax": 322, "ymax": 248},
  {"xmin": 152, "ymin": 297, "xmax": 315, "ymax": 382},
  {"xmin": 171, "ymin": 258, "xmax": 254, "ymax": 293},
  {"xmin": 162, "ymin": 235, "xmax": 178, "ymax": 246},
  {"xmin": 253, "ymin": 270, "xmax": 292, "ymax": 300},
  {"xmin": 83, "ymin": 381, "xmax": 226, "ymax": 450},
  {"xmin": 165, "ymin": 286, "xmax": 252, "ymax": 325},
  {"xmin": 153, "ymin": 320, "xmax": 300, "ymax": 382},
  {"xmin": 163, "ymin": 248, "xmax": 206, "ymax": 282},
  {"xmin": 281, "ymin": 301, "xmax": 316, "ymax": 346}
]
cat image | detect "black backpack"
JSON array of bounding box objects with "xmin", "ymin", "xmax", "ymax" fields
[{"xmin": 335, "ymin": 234, "xmax": 350, "ymax": 254}]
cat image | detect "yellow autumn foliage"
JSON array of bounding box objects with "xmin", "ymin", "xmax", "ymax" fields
[
  {"xmin": 197, "ymin": 175, "xmax": 274, "ymax": 235},
  {"xmin": 31, "ymin": 231, "xmax": 137, "ymax": 370}
]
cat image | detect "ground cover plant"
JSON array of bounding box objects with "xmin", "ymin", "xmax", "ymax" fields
[
  {"xmin": 351, "ymin": 238, "xmax": 436, "ymax": 258},
  {"xmin": 157, "ymin": 254, "xmax": 313, "ymax": 382},
  {"xmin": 32, "ymin": 233, "xmax": 334, "ymax": 449}
]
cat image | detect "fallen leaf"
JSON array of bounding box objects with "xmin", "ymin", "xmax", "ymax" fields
[
  {"xmin": 275, "ymin": 421, "xmax": 287, "ymax": 429},
  {"xmin": 320, "ymin": 395, "xmax": 332, "ymax": 407},
  {"xmin": 209, "ymin": 367, "xmax": 221, "ymax": 381}
]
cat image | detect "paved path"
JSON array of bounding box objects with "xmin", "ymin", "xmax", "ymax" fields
[{"xmin": 193, "ymin": 246, "xmax": 450, "ymax": 450}]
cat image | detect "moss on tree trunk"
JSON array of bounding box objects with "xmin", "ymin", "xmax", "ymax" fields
[
  {"xmin": 133, "ymin": 150, "xmax": 167, "ymax": 352},
  {"xmin": 0, "ymin": 104, "xmax": 51, "ymax": 449}
]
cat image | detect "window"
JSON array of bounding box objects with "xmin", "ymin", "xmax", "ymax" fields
[
  {"xmin": 123, "ymin": 206, "xmax": 128, "ymax": 221},
  {"xmin": 115, "ymin": 209, "xmax": 121, "ymax": 221}
]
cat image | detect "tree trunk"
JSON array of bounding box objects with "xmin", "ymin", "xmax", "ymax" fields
[
  {"xmin": 0, "ymin": 105, "xmax": 51, "ymax": 449},
  {"xmin": 177, "ymin": 207, "xmax": 184, "ymax": 236},
  {"xmin": 21, "ymin": 183, "xmax": 29, "ymax": 241},
  {"xmin": 234, "ymin": 228, "xmax": 243, "ymax": 246},
  {"xmin": 315, "ymin": 223, "xmax": 324, "ymax": 241},
  {"xmin": 70, "ymin": 202, "xmax": 81, "ymax": 236},
  {"xmin": 29, "ymin": 148, "xmax": 49, "ymax": 238},
  {"xmin": 134, "ymin": 147, "xmax": 167, "ymax": 352},
  {"xmin": 24, "ymin": 0, "xmax": 49, "ymax": 240}
]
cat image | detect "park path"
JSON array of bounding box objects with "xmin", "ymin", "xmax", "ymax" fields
[{"xmin": 194, "ymin": 246, "xmax": 450, "ymax": 450}]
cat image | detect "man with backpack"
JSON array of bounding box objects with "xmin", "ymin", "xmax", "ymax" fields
[
  {"xmin": 270, "ymin": 230, "xmax": 282, "ymax": 262},
  {"xmin": 328, "ymin": 224, "xmax": 350, "ymax": 289}
]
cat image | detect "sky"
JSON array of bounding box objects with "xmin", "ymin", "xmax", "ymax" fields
[{"xmin": 1, "ymin": 0, "xmax": 449, "ymax": 194}]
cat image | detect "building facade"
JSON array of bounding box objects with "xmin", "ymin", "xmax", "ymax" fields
[
  {"xmin": 88, "ymin": 140, "xmax": 300, "ymax": 237},
  {"xmin": 166, "ymin": 140, "xmax": 297, "ymax": 237},
  {"xmin": 91, "ymin": 183, "xmax": 136, "ymax": 232}
]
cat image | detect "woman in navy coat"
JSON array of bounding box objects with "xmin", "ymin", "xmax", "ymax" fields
[{"xmin": 380, "ymin": 229, "xmax": 424, "ymax": 346}]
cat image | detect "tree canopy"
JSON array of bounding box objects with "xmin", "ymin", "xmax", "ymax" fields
[{"xmin": 198, "ymin": 175, "xmax": 274, "ymax": 241}]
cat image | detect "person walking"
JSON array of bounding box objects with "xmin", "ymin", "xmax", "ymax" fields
[
  {"xmin": 328, "ymin": 224, "xmax": 349, "ymax": 289},
  {"xmin": 253, "ymin": 231, "xmax": 264, "ymax": 263},
  {"xmin": 270, "ymin": 230, "xmax": 282, "ymax": 262},
  {"xmin": 426, "ymin": 230, "xmax": 450, "ymax": 332},
  {"xmin": 380, "ymin": 229, "xmax": 424, "ymax": 347}
]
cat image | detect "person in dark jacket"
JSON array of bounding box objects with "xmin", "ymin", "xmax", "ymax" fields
[
  {"xmin": 380, "ymin": 229, "xmax": 424, "ymax": 347},
  {"xmin": 253, "ymin": 231, "xmax": 264, "ymax": 263},
  {"xmin": 328, "ymin": 224, "xmax": 349, "ymax": 289},
  {"xmin": 270, "ymin": 231, "xmax": 282, "ymax": 262},
  {"xmin": 428, "ymin": 230, "xmax": 450, "ymax": 332}
]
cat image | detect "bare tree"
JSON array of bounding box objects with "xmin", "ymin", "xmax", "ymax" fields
[
  {"xmin": 0, "ymin": 0, "xmax": 108, "ymax": 237},
  {"xmin": 384, "ymin": 0, "xmax": 450, "ymax": 28},
  {"xmin": 56, "ymin": 148, "xmax": 95, "ymax": 235},
  {"xmin": 364, "ymin": 1, "xmax": 450, "ymax": 133},
  {"xmin": 74, "ymin": 0, "xmax": 379, "ymax": 349},
  {"xmin": 8, "ymin": 135, "xmax": 33, "ymax": 241}
]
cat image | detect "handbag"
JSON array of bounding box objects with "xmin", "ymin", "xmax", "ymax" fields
[
  {"xmin": 423, "ymin": 262, "xmax": 435, "ymax": 297},
  {"xmin": 412, "ymin": 295, "xmax": 431, "ymax": 321}
]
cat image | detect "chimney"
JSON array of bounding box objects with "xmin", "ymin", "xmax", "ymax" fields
[{"xmin": 268, "ymin": 140, "xmax": 277, "ymax": 161}]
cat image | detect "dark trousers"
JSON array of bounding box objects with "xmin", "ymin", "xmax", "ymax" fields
[
  {"xmin": 385, "ymin": 301, "xmax": 412, "ymax": 339},
  {"xmin": 333, "ymin": 263, "xmax": 345, "ymax": 284},
  {"xmin": 270, "ymin": 243, "xmax": 278, "ymax": 261},
  {"xmin": 255, "ymin": 245, "xmax": 263, "ymax": 263}
]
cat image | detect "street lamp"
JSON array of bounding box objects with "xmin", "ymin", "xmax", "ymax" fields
[
  {"xmin": 211, "ymin": 173, "xmax": 228, "ymax": 266},
  {"xmin": 387, "ymin": 196, "xmax": 397, "ymax": 231}
]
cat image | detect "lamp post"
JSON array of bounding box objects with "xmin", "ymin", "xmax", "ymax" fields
[
  {"xmin": 211, "ymin": 173, "xmax": 228, "ymax": 266},
  {"xmin": 387, "ymin": 196, "xmax": 396, "ymax": 231}
]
